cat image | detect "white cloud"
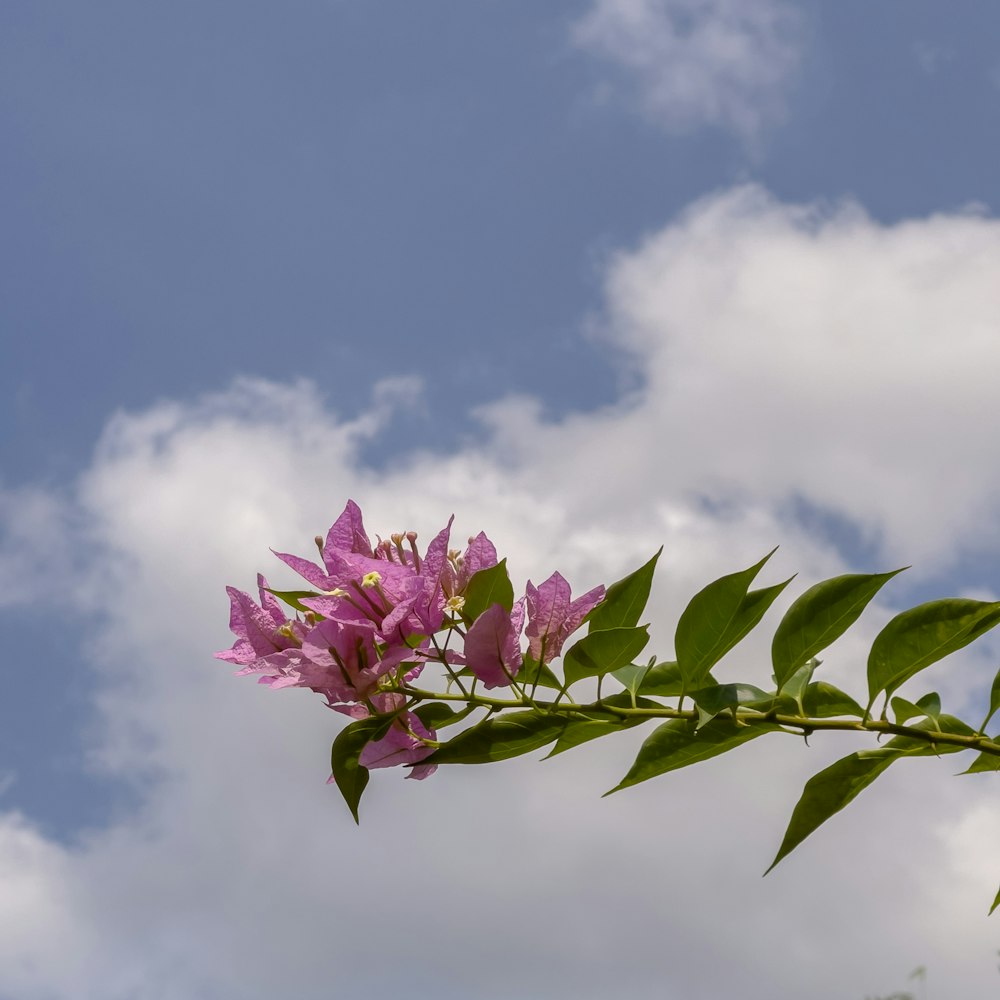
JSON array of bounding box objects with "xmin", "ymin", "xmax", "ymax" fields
[
  {"xmin": 5, "ymin": 187, "xmax": 1000, "ymax": 997},
  {"xmin": 572, "ymin": 0, "xmax": 804, "ymax": 140},
  {"xmin": 912, "ymin": 40, "xmax": 954, "ymax": 75}
]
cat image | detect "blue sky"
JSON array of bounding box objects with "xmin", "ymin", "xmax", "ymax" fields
[{"xmin": 4, "ymin": 3, "xmax": 1000, "ymax": 997}]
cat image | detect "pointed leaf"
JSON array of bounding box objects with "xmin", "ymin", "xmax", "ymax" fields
[
  {"xmin": 872, "ymin": 713, "xmax": 974, "ymax": 754},
  {"xmin": 799, "ymin": 682, "xmax": 864, "ymax": 719},
  {"xmin": 867, "ymin": 599, "xmax": 1000, "ymax": 705},
  {"xmin": 519, "ymin": 654, "xmax": 563, "ymax": 692},
  {"xmin": 771, "ymin": 570, "xmax": 906, "ymax": 690},
  {"xmin": 767, "ymin": 716, "xmax": 972, "ymax": 872},
  {"xmin": 545, "ymin": 694, "xmax": 661, "ymax": 757},
  {"xmin": 611, "ymin": 662, "xmax": 652, "ymax": 699},
  {"xmin": 461, "ymin": 559, "xmax": 515, "ymax": 624},
  {"xmin": 588, "ymin": 548, "xmax": 662, "ymax": 632},
  {"xmin": 891, "ymin": 696, "xmax": 924, "ymax": 725},
  {"xmin": 563, "ymin": 625, "xmax": 650, "ymax": 687},
  {"xmin": 779, "ymin": 658, "xmax": 820, "ymax": 716},
  {"xmin": 675, "ymin": 551, "xmax": 789, "ymax": 691},
  {"xmin": 636, "ymin": 661, "xmax": 683, "ymax": 696},
  {"xmin": 960, "ymin": 748, "xmax": 1000, "ymax": 774},
  {"xmin": 412, "ymin": 703, "xmax": 475, "ymax": 731},
  {"xmin": 979, "ymin": 667, "xmax": 1000, "ymax": 733},
  {"xmin": 266, "ymin": 588, "xmax": 323, "ymax": 614},
  {"xmin": 608, "ymin": 717, "xmax": 779, "ymax": 794},
  {"xmin": 331, "ymin": 716, "xmax": 385, "ymax": 824},
  {"xmin": 689, "ymin": 683, "xmax": 772, "ymax": 728},
  {"xmin": 423, "ymin": 711, "xmax": 568, "ymax": 765},
  {"xmin": 990, "ymin": 885, "xmax": 1000, "ymax": 916},
  {"xmin": 766, "ymin": 749, "xmax": 901, "ymax": 874}
]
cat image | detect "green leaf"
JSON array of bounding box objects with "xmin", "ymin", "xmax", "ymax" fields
[
  {"xmin": 960, "ymin": 748, "xmax": 1000, "ymax": 774},
  {"xmin": 766, "ymin": 749, "xmax": 901, "ymax": 873},
  {"xmin": 563, "ymin": 626, "xmax": 650, "ymax": 687},
  {"xmin": 873, "ymin": 714, "xmax": 974, "ymax": 755},
  {"xmin": 635, "ymin": 661, "xmax": 683, "ymax": 696},
  {"xmin": 265, "ymin": 588, "xmax": 322, "ymax": 614},
  {"xmin": 689, "ymin": 683, "xmax": 772, "ymax": 728},
  {"xmin": 915, "ymin": 691, "xmax": 942, "ymax": 727},
  {"xmin": 867, "ymin": 599, "xmax": 1000, "ymax": 707},
  {"xmin": 608, "ymin": 717, "xmax": 779, "ymax": 794},
  {"xmin": 990, "ymin": 885, "xmax": 1000, "ymax": 916},
  {"xmin": 633, "ymin": 661, "xmax": 721, "ymax": 697},
  {"xmin": 588, "ymin": 548, "xmax": 662, "ymax": 632},
  {"xmin": 778, "ymin": 658, "xmax": 820, "ymax": 716},
  {"xmin": 330, "ymin": 716, "xmax": 385, "ymax": 824},
  {"xmin": 611, "ymin": 662, "xmax": 652, "ymax": 700},
  {"xmin": 979, "ymin": 667, "xmax": 1000, "ymax": 733},
  {"xmin": 799, "ymin": 682, "xmax": 864, "ymax": 719},
  {"xmin": 545, "ymin": 694, "xmax": 661, "ymax": 757},
  {"xmin": 518, "ymin": 655, "xmax": 563, "ymax": 691},
  {"xmin": 771, "ymin": 570, "xmax": 906, "ymax": 690},
  {"xmin": 461, "ymin": 560, "xmax": 515, "ymax": 623},
  {"xmin": 423, "ymin": 711, "xmax": 568, "ymax": 765},
  {"xmin": 412, "ymin": 703, "xmax": 475, "ymax": 731},
  {"xmin": 674, "ymin": 550, "xmax": 790, "ymax": 692},
  {"xmin": 891, "ymin": 696, "xmax": 924, "ymax": 725},
  {"xmin": 767, "ymin": 715, "xmax": 972, "ymax": 873}
]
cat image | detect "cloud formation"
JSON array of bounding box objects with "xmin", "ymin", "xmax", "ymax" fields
[
  {"xmin": 4, "ymin": 187, "xmax": 1000, "ymax": 998},
  {"xmin": 572, "ymin": 0, "xmax": 804, "ymax": 140}
]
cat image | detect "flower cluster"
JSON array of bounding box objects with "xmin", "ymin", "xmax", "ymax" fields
[{"xmin": 217, "ymin": 500, "xmax": 605, "ymax": 784}]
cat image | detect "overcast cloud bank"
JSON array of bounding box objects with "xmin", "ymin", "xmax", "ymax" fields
[{"xmin": 3, "ymin": 187, "xmax": 1000, "ymax": 998}]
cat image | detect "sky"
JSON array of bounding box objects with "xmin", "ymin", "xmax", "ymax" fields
[{"xmin": 3, "ymin": 1, "xmax": 1000, "ymax": 997}]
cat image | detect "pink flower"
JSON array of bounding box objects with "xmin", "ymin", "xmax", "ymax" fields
[
  {"xmin": 215, "ymin": 574, "xmax": 303, "ymax": 666},
  {"xmin": 524, "ymin": 571, "xmax": 605, "ymax": 664},
  {"xmin": 463, "ymin": 599, "xmax": 526, "ymax": 689},
  {"xmin": 358, "ymin": 711, "xmax": 437, "ymax": 780}
]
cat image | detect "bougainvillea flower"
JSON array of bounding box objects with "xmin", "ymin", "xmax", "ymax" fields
[
  {"xmin": 358, "ymin": 711, "xmax": 437, "ymax": 779},
  {"xmin": 215, "ymin": 574, "xmax": 304, "ymax": 666},
  {"xmin": 524, "ymin": 571, "xmax": 605, "ymax": 664},
  {"xmin": 463, "ymin": 599, "xmax": 527, "ymax": 689},
  {"xmin": 321, "ymin": 499, "xmax": 375, "ymax": 564},
  {"xmin": 298, "ymin": 617, "xmax": 416, "ymax": 704}
]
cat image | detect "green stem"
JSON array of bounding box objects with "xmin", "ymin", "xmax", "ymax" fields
[{"xmin": 401, "ymin": 686, "xmax": 1000, "ymax": 758}]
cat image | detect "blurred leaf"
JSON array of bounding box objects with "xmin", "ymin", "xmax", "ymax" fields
[
  {"xmin": 867, "ymin": 599, "xmax": 1000, "ymax": 707},
  {"xmin": 915, "ymin": 691, "xmax": 942, "ymax": 728},
  {"xmin": 519, "ymin": 655, "xmax": 563, "ymax": 691},
  {"xmin": 799, "ymin": 681, "xmax": 864, "ymax": 718},
  {"xmin": 675, "ymin": 550, "xmax": 790, "ymax": 691},
  {"xmin": 423, "ymin": 711, "xmax": 568, "ymax": 765},
  {"xmin": 779, "ymin": 658, "xmax": 820, "ymax": 716},
  {"xmin": 891, "ymin": 696, "xmax": 923, "ymax": 725},
  {"xmin": 960, "ymin": 746, "xmax": 1000, "ymax": 774},
  {"xmin": 868, "ymin": 714, "xmax": 974, "ymax": 756},
  {"xmin": 611, "ymin": 662, "xmax": 652, "ymax": 699},
  {"xmin": 588, "ymin": 548, "xmax": 662, "ymax": 632},
  {"xmin": 545, "ymin": 694, "xmax": 661, "ymax": 757},
  {"xmin": 636, "ymin": 661, "xmax": 680, "ymax": 696},
  {"xmin": 608, "ymin": 717, "xmax": 779, "ymax": 794},
  {"xmin": 990, "ymin": 885, "xmax": 1000, "ymax": 916},
  {"xmin": 412, "ymin": 703, "xmax": 475, "ymax": 731},
  {"xmin": 563, "ymin": 626, "xmax": 650, "ymax": 687},
  {"xmin": 461, "ymin": 560, "xmax": 515, "ymax": 623},
  {"xmin": 266, "ymin": 589, "xmax": 322, "ymax": 614},
  {"xmin": 689, "ymin": 683, "xmax": 772, "ymax": 728},
  {"xmin": 771, "ymin": 570, "xmax": 905, "ymax": 690},
  {"xmin": 979, "ymin": 667, "xmax": 1000, "ymax": 733},
  {"xmin": 330, "ymin": 716, "xmax": 386, "ymax": 824}
]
